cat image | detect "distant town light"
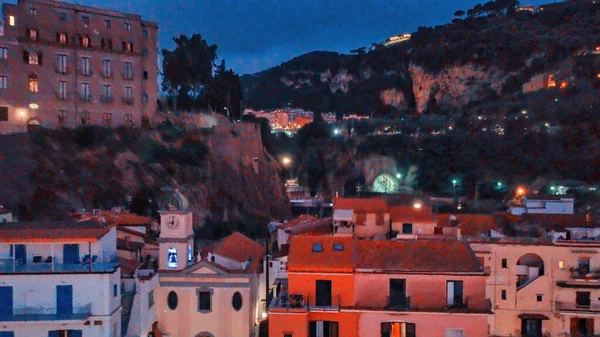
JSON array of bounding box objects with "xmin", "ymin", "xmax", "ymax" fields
[
  {"xmin": 28, "ymin": 103, "xmax": 39, "ymax": 110},
  {"xmin": 261, "ymin": 311, "xmax": 268, "ymax": 319},
  {"xmin": 452, "ymin": 179, "xmax": 458, "ymax": 185},
  {"xmin": 558, "ymin": 260, "xmax": 564, "ymax": 269},
  {"xmin": 497, "ymin": 181, "xmax": 502, "ymax": 188},
  {"xmin": 396, "ymin": 173, "xmax": 402, "ymax": 179},
  {"xmin": 8, "ymin": 16, "xmax": 15, "ymax": 26},
  {"xmin": 521, "ymin": 110, "xmax": 527, "ymax": 115},
  {"xmin": 18, "ymin": 110, "xmax": 26, "ymax": 118},
  {"xmin": 517, "ymin": 187, "xmax": 526, "ymax": 196},
  {"xmin": 413, "ymin": 202, "xmax": 422, "ymax": 209},
  {"xmin": 550, "ymin": 186, "xmax": 556, "ymax": 191},
  {"xmin": 333, "ymin": 128, "xmax": 340, "ymax": 135},
  {"xmin": 281, "ymin": 157, "xmax": 292, "ymax": 166}
]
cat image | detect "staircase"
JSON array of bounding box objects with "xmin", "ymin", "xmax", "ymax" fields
[{"xmin": 121, "ymin": 291, "xmax": 136, "ymax": 337}]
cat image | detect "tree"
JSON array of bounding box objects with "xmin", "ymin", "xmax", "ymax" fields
[
  {"xmin": 207, "ymin": 60, "xmax": 243, "ymax": 121},
  {"xmin": 161, "ymin": 34, "xmax": 218, "ymax": 114},
  {"xmin": 454, "ymin": 10, "xmax": 466, "ymax": 18}
]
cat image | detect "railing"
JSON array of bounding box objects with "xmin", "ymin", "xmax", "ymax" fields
[
  {"xmin": 386, "ymin": 296, "xmax": 411, "ymax": 311},
  {"xmin": 0, "ymin": 303, "xmax": 92, "ymax": 321},
  {"xmin": 309, "ymin": 294, "xmax": 341, "ymax": 311},
  {"xmin": 79, "ymin": 93, "xmax": 92, "ymax": 102},
  {"xmin": 122, "ymin": 72, "xmax": 134, "ymax": 81},
  {"xmin": 79, "ymin": 69, "xmax": 93, "ymax": 77},
  {"xmin": 446, "ymin": 297, "xmax": 470, "ymax": 311},
  {"xmin": 269, "ymin": 292, "xmax": 308, "ymax": 312},
  {"xmin": 100, "ymin": 95, "xmax": 114, "ymax": 103},
  {"xmin": 54, "ymin": 65, "xmax": 70, "ymax": 74},
  {"xmin": 570, "ymin": 267, "xmax": 600, "ymax": 281},
  {"xmin": 101, "ymin": 71, "xmax": 113, "ymax": 79},
  {"xmin": 122, "ymin": 97, "xmax": 135, "ymax": 105},
  {"xmin": 0, "ymin": 258, "xmax": 119, "ymax": 274},
  {"xmin": 55, "ymin": 92, "xmax": 68, "ymax": 100},
  {"xmin": 556, "ymin": 301, "xmax": 600, "ymax": 312}
]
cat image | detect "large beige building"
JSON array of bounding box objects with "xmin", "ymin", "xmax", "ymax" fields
[{"xmin": 0, "ymin": 0, "xmax": 158, "ymax": 133}]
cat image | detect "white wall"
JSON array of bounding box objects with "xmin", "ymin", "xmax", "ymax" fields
[
  {"xmin": 207, "ymin": 253, "xmax": 245, "ymax": 271},
  {"xmin": 127, "ymin": 274, "xmax": 159, "ymax": 337}
]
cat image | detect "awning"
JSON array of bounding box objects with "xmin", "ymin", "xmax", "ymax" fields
[
  {"xmin": 518, "ymin": 314, "xmax": 549, "ymax": 320},
  {"xmin": 333, "ymin": 209, "xmax": 354, "ymax": 221}
]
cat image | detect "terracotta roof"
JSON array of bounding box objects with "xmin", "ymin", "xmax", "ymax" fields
[
  {"xmin": 0, "ymin": 219, "xmax": 111, "ymax": 243},
  {"xmin": 119, "ymin": 256, "xmax": 142, "ymax": 275},
  {"xmin": 334, "ymin": 197, "xmax": 388, "ymax": 213},
  {"xmin": 71, "ymin": 210, "xmax": 153, "ymax": 227},
  {"xmin": 288, "ymin": 235, "xmax": 483, "ymax": 274},
  {"xmin": 437, "ymin": 214, "xmax": 503, "ymax": 237},
  {"xmin": 526, "ymin": 194, "xmax": 574, "ymax": 201},
  {"xmin": 507, "ymin": 213, "xmax": 599, "ymax": 231},
  {"xmin": 210, "ymin": 232, "xmax": 264, "ymax": 273},
  {"xmin": 390, "ymin": 205, "xmax": 437, "ymax": 224},
  {"xmin": 288, "ymin": 236, "xmax": 356, "ymax": 273}
]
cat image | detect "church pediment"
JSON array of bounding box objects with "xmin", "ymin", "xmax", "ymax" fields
[{"xmin": 185, "ymin": 261, "xmax": 229, "ymax": 275}]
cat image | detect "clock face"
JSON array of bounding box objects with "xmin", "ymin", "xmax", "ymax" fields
[
  {"xmin": 166, "ymin": 216, "xmax": 180, "ymax": 229},
  {"xmin": 372, "ymin": 174, "xmax": 399, "ymax": 193}
]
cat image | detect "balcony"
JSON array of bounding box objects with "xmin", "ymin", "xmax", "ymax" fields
[
  {"xmin": 101, "ymin": 71, "xmax": 113, "ymax": 79},
  {"xmin": 122, "ymin": 97, "xmax": 134, "ymax": 105},
  {"xmin": 386, "ymin": 296, "xmax": 411, "ymax": 311},
  {"xmin": 445, "ymin": 297, "xmax": 470, "ymax": 312},
  {"xmin": 571, "ymin": 267, "xmax": 600, "ymax": 281},
  {"xmin": 78, "ymin": 69, "xmax": 93, "ymax": 77},
  {"xmin": 269, "ymin": 292, "xmax": 308, "ymax": 313},
  {"xmin": 309, "ymin": 294, "xmax": 341, "ymax": 311},
  {"xmin": 79, "ymin": 93, "xmax": 92, "ymax": 102},
  {"xmin": 0, "ymin": 258, "xmax": 119, "ymax": 274},
  {"xmin": 0, "ymin": 304, "xmax": 92, "ymax": 322},
  {"xmin": 55, "ymin": 92, "xmax": 68, "ymax": 100},
  {"xmin": 556, "ymin": 301, "xmax": 600, "ymax": 313},
  {"xmin": 122, "ymin": 72, "xmax": 134, "ymax": 81},
  {"xmin": 100, "ymin": 95, "xmax": 114, "ymax": 103},
  {"xmin": 54, "ymin": 65, "xmax": 70, "ymax": 75}
]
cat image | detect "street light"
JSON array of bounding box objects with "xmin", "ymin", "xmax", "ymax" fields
[
  {"xmin": 516, "ymin": 187, "xmax": 526, "ymax": 196},
  {"xmin": 281, "ymin": 157, "xmax": 292, "ymax": 167},
  {"xmin": 497, "ymin": 181, "xmax": 502, "ymax": 188},
  {"xmin": 550, "ymin": 186, "xmax": 556, "ymax": 194},
  {"xmin": 452, "ymin": 179, "xmax": 458, "ymax": 197},
  {"xmin": 396, "ymin": 173, "xmax": 402, "ymax": 179},
  {"xmin": 333, "ymin": 128, "xmax": 340, "ymax": 135}
]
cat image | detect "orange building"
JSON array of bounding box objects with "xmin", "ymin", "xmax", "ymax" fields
[{"xmin": 269, "ymin": 235, "xmax": 491, "ymax": 337}]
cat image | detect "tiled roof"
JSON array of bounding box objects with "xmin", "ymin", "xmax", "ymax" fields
[
  {"xmin": 334, "ymin": 197, "xmax": 388, "ymax": 213},
  {"xmin": 288, "ymin": 235, "xmax": 483, "ymax": 274},
  {"xmin": 117, "ymin": 238, "xmax": 145, "ymax": 252},
  {"xmin": 210, "ymin": 232, "xmax": 264, "ymax": 273},
  {"xmin": 0, "ymin": 218, "xmax": 110, "ymax": 243},
  {"xmin": 508, "ymin": 213, "xmax": 599, "ymax": 230},
  {"xmin": 71, "ymin": 210, "xmax": 153, "ymax": 227},
  {"xmin": 119, "ymin": 256, "xmax": 142, "ymax": 275},
  {"xmin": 437, "ymin": 214, "xmax": 503, "ymax": 237},
  {"xmin": 390, "ymin": 205, "xmax": 437, "ymax": 224}
]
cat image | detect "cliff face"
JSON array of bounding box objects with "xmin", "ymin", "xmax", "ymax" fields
[
  {"xmin": 0, "ymin": 114, "xmax": 290, "ymax": 228},
  {"xmin": 241, "ymin": 1, "xmax": 600, "ymax": 115}
]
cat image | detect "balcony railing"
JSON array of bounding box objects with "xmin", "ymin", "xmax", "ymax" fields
[
  {"xmin": 556, "ymin": 301, "xmax": 600, "ymax": 313},
  {"xmin": 387, "ymin": 296, "xmax": 411, "ymax": 311},
  {"xmin": 101, "ymin": 71, "xmax": 113, "ymax": 79},
  {"xmin": 54, "ymin": 65, "xmax": 70, "ymax": 75},
  {"xmin": 0, "ymin": 258, "xmax": 118, "ymax": 274},
  {"xmin": 570, "ymin": 267, "xmax": 600, "ymax": 281},
  {"xmin": 79, "ymin": 93, "xmax": 92, "ymax": 102},
  {"xmin": 122, "ymin": 97, "xmax": 134, "ymax": 105},
  {"xmin": 122, "ymin": 72, "xmax": 134, "ymax": 81},
  {"xmin": 100, "ymin": 95, "xmax": 114, "ymax": 103},
  {"xmin": 309, "ymin": 294, "xmax": 341, "ymax": 311},
  {"xmin": 78, "ymin": 69, "xmax": 93, "ymax": 77},
  {"xmin": 0, "ymin": 303, "xmax": 92, "ymax": 322},
  {"xmin": 446, "ymin": 297, "xmax": 470, "ymax": 311},
  {"xmin": 55, "ymin": 92, "xmax": 68, "ymax": 100},
  {"xmin": 269, "ymin": 292, "xmax": 308, "ymax": 312}
]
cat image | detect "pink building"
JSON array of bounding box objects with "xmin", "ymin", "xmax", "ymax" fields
[{"xmin": 269, "ymin": 235, "xmax": 491, "ymax": 337}]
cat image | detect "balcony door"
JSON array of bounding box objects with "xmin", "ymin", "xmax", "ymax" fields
[
  {"xmin": 315, "ymin": 280, "xmax": 332, "ymax": 306},
  {"xmin": 521, "ymin": 319, "xmax": 542, "ymax": 337},
  {"xmin": 310, "ymin": 321, "xmax": 338, "ymax": 337},
  {"xmin": 389, "ymin": 279, "xmax": 407, "ymax": 309},
  {"xmin": 14, "ymin": 244, "xmax": 26, "ymax": 265},
  {"xmin": 56, "ymin": 285, "xmax": 73, "ymax": 315},
  {"xmin": 446, "ymin": 280, "xmax": 464, "ymax": 307},
  {"xmin": 571, "ymin": 318, "xmax": 594, "ymax": 337},
  {"xmin": 63, "ymin": 244, "xmax": 79, "ymax": 264},
  {"xmin": 0, "ymin": 286, "xmax": 13, "ymax": 316}
]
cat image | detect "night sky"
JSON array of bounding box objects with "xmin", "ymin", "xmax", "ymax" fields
[{"xmin": 20, "ymin": 0, "xmax": 548, "ymax": 74}]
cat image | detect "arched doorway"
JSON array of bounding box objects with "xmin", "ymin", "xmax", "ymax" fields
[
  {"xmin": 194, "ymin": 332, "xmax": 215, "ymax": 337},
  {"xmin": 27, "ymin": 118, "xmax": 41, "ymax": 132},
  {"xmin": 259, "ymin": 319, "xmax": 268, "ymax": 337},
  {"xmin": 516, "ymin": 253, "xmax": 544, "ymax": 288}
]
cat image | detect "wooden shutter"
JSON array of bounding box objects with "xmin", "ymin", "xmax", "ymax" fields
[
  {"xmin": 381, "ymin": 322, "xmax": 391, "ymax": 337},
  {"xmin": 406, "ymin": 323, "xmax": 416, "ymax": 337}
]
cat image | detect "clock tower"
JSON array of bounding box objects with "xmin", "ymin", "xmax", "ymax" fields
[{"xmin": 158, "ymin": 190, "xmax": 194, "ymax": 271}]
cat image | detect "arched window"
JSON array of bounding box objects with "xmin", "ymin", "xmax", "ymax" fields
[{"xmin": 28, "ymin": 74, "xmax": 38, "ymax": 92}]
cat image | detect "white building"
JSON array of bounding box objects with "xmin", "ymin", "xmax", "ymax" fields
[
  {"xmin": 510, "ymin": 195, "xmax": 575, "ymax": 215},
  {"xmin": 154, "ymin": 205, "xmax": 266, "ymax": 337},
  {"xmin": 0, "ymin": 218, "xmax": 121, "ymax": 337}
]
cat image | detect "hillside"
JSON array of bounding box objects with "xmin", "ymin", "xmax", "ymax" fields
[
  {"xmin": 241, "ymin": 1, "xmax": 600, "ymax": 116},
  {"xmin": 0, "ymin": 114, "xmax": 290, "ymax": 237}
]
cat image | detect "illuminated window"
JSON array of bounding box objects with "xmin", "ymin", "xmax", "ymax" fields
[
  {"xmin": 28, "ymin": 74, "xmax": 38, "ymax": 92},
  {"xmin": 80, "ymin": 35, "xmax": 90, "ymax": 48},
  {"xmin": 187, "ymin": 244, "xmax": 193, "ymax": 262},
  {"xmin": 122, "ymin": 41, "xmax": 133, "ymax": 52},
  {"xmin": 9, "ymin": 16, "xmax": 15, "ymax": 27},
  {"xmin": 27, "ymin": 51, "xmax": 39, "ymax": 65},
  {"xmin": 57, "ymin": 33, "xmax": 68, "ymax": 45},
  {"xmin": 27, "ymin": 28, "xmax": 38, "ymax": 41},
  {"xmin": 381, "ymin": 322, "xmax": 415, "ymax": 337},
  {"xmin": 559, "ymin": 261, "xmax": 564, "ymax": 269},
  {"xmin": 167, "ymin": 247, "xmax": 178, "ymax": 269}
]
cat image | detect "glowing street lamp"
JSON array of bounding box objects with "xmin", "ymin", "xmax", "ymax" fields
[
  {"xmin": 281, "ymin": 157, "xmax": 292, "ymax": 167},
  {"xmin": 516, "ymin": 187, "xmax": 526, "ymax": 196},
  {"xmin": 396, "ymin": 173, "xmax": 402, "ymax": 179},
  {"xmin": 413, "ymin": 202, "xmax": 422, "ymax": 209},
  {"xmin": 333, "ymin": 128, "xmax": 340, "ymax": 135},
  {"xmin": 497, "ymin": 181, "xmax": 503, "ymax": 189},
  {"xmin": 452, "ymin": 179, "xmax": 458, "ymax": 197}
]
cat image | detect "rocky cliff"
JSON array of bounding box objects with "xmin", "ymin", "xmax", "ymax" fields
[
  {"xmin": 0, "ymin": 114, "xmax": 290, "ymax": 231},
  {"xmin": 242, "ymin": 1, "xmax": 600, "ymax": 115}
]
